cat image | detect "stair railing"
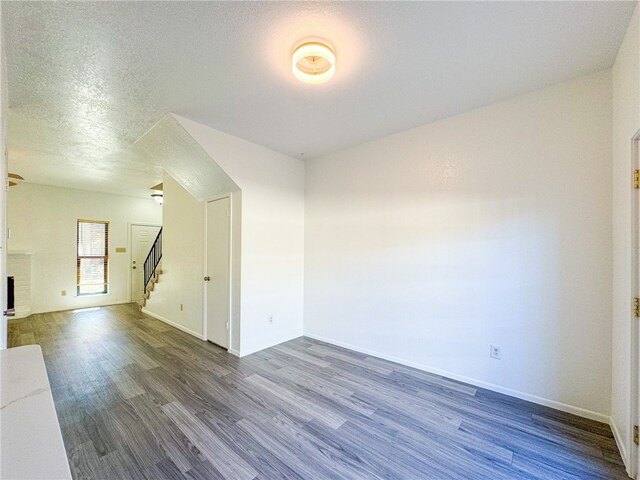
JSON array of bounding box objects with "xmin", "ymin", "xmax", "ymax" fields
[{"xmin": 144, "ymin": 228, "xmax": 162, "ymax": 292}]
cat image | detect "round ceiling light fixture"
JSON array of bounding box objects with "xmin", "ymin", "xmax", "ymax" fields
[{"xmin": 292, "ymin": 41, "xmax": 335, "ymax": 84}]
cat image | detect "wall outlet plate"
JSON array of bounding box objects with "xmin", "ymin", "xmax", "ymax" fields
[{"xmin": 490, "ymin": 344, "xmax": 501, "ymax": 360}]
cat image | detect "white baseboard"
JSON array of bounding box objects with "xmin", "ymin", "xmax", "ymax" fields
[
  {"xmin": 228, "ymin": 348, "xmax": 241, "ymax": 357},
  {"xmin": 141, "ymin": 309, "xmax": 204, "ymax": 340},
  {"xmin": 101, "ymin": 300, "xmax": 134, "ymax": 307},
  {"xmin": 27, "ymin": 300, "xmax": 134, "ymax": 316},
  {"xmin": 304, "ymin": 332, "xmax": 610, "ymax": 424},
  {"xmin": 12, "ymin": 306, "xmax": 31, "ymax": 319}
]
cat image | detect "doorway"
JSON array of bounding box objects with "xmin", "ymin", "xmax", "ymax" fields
[
  {"xmin": 205, "ymin": 196, "xmax": 231, "ymax": 349},
  {"xmin": 130, "ymin": 224, "xmax": 161, "ymax": 302}
]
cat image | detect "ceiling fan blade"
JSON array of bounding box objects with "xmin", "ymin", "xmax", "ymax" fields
[{"xmin": 8, "ymin": 173, "xmax": 24, "ymax": 180}]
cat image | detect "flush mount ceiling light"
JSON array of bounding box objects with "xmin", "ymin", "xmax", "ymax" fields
[
  {"xmin": 292, "ymin": 42, "xmax": 335, "ymax": 84},
  {"xmin": 151, "ymin": 193, "xmax": 163, "ymax": 205}
]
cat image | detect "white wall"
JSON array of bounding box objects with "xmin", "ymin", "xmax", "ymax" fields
[
  {"xmin": 143, "ymin": 175, "xmax": 243, "ymax": 352},
  {"xmin": 611, "ymin": 3, "xmax": 639, "ymax": 473},
  {"xmin": 136, "ymin": 116, "xmax": 242, "ymax": 351},
  {"xmin": 304, "ymin": 70, "xmax": 613, "ymax": 421},
  {"xmin": 175, "ymin": 115, "xmax": 305, "ymax": 356},
  {"xmin": 7, "ymin": 183, "xmax": 161, "ymax": 314},
  {"xmin": 143, "ymin": 175, "xmax": 207, "ymax": 339}
]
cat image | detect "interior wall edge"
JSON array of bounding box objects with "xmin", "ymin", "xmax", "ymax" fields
[
  {"xmin": 303, "ymin": 331, "xmax": 611, "ymax": 424},
  {"xmin": 610, "ymin": 415, "xmax": 630, "ymax": 475}
]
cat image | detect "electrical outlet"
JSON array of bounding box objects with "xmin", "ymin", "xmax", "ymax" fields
[
  {"xmin": 180, "ymin": 304, "xmax": 183, "ymax": 311},
  {"xmin": 61, "ymin": 290, "xmax": 66, "ymax": 296},
  {"xmin": 490, "ymin": 344, "xmax": 501, "ymax": 360},
  {"xmin": 268, "ymin": 315, "xmax": 274, "ymax": 325}
]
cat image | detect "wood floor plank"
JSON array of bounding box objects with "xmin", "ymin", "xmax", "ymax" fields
[
  {"xmin": 7, "ymin": 304, "xmax": 630, "ymax": 479},
  {"xmin": 145, "ymin": 458, "xmax": 185, "ymax": 480},
  {"xmin": 308, "ymin": 344, "xmax": 395, "ymax": 375},
  {"xmin": 98, "ymin": 446, "xmax": 149, "ymax": 480},
  {"xmin": 102, "ymin": 362, "xmax": 146, "ymax": 400},
  {"xmin": 245, "ymin": 373, "xmax": 346, "ymax": 429},
  {"xmin": 67, "ymin": 441, "xmax": 103, "ymax": 480},
  {"xmin": 235, "ymin": 416, "xmax": 365, "ymax": 480},
  {"xmin": 459, "ymin": 419, "xmax": 625, "ymax": 478},
  {"xmin": 78, "ymin": 411, "xmax": 120, "ymax": 457},
  {"xmin": 194, "ymin": 410, "xmax": 306, "ymax": 480},
  {"xmin": 162, "ymin": 401, "xmax": 258, "ymax": 480},
  {"xmin": 270, "ymin": 365, "xmax": 378, "ymax": 417},
  {"xmin": 98, "ymin": 400, "xmax": 166, "ymax": 470},
  {"xmin": 271, "ymin": 343, "xmax": 332, "ymax": 368},
  {"xmin": 128, "ymin": 394, "xmax": 205, "ymax": 473},
  {"xmin": 184, "ymin": 460, "xmax": 226, "ymax": 480}
]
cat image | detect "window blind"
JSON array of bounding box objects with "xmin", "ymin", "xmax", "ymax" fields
[{"xmin": 77, "ymin": 220, "xmax": 109, "ymax": 295}]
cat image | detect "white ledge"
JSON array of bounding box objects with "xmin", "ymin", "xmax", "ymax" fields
[{"xmin": 0, "ymin": 345, "xmax": 71, "ymax": 479}]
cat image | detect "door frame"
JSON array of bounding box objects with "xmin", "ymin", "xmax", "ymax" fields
[
  {"xmin": 202, "ymin": 193, "xmax": 233, "ymax": 350},
  {"xmin": 127, "ymin": 222, "xmax": 162, "ymax": 303},
  {"xmin": 631, "ymin": 131, "xmax": 640, "ymax": 480}
]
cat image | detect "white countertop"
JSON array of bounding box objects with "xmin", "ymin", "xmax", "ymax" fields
[{"xmin": 0, "ymin": 345, "xmax": 72, "ymax": 480}]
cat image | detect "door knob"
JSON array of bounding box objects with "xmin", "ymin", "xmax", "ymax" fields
[{"xmin": 132, "ymin": 266, "xmax": 137, "ymax": 269}]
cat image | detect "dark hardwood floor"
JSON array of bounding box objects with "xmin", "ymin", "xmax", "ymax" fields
[{"xmin": 8, "ymin": 304, "xmax": 629, "ymax": 479}]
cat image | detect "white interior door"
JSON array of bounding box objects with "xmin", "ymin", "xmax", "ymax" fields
[
  {"xmin": 130, "ymin": 224, "xmax": 161, "ymax": 302},
  {"xmin": 206, "ymin": 197, "xmax": 230, "ymax": 349}
]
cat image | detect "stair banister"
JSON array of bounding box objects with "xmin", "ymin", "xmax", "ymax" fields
[{"xmin": 143, "ymin": 228, "xmax": 162, "ymax": 293}]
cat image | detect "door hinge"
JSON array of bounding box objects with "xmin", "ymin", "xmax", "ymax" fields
[
  {"xmin": 634, "ymin": 298, "xmax": 639, "ymax": 317},
  {"xmin": 634, "ymin": 425, "xmax": 639, "ymax": 446},
  {"xmin": 635, "ymin": 169, "xmax": 639, "ymax": 189}
]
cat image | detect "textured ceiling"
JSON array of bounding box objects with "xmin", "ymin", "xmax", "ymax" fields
[
  {"xmin": 2, "ymin": 1, "xmax": 636, "ymax": 197},
  {"xmin": 137, "ymin": 115, "xmax": 239, "ymax": 201}
]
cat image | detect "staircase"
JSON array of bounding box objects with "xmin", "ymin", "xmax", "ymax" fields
[
  {"xmin": 138, "ymin": 267, "xmax": 162, "ymax": 309},
  {"xmin": 138, "ymin": 228, "xmax": 162, "ymax": 310}
]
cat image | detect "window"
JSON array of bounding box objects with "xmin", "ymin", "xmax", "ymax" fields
[{"xmin": 77, "ymin": 220, "xmax": 109, "ymax": 295}]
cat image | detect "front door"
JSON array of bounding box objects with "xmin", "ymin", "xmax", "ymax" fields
[{"xmin": 130, "ymin": 224, "xmax": 161, "ymax": 302}]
